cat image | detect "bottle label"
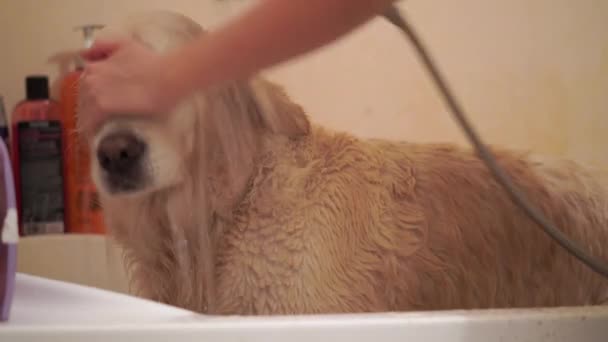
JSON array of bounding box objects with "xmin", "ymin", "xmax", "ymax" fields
[{"xmin": 17, "ymin": 121, "xmax": 65, "ymax": 235}]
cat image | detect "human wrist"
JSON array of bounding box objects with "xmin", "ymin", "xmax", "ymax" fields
[
  {"xmin": 158, "ymin": 52, "xmax": 192, "ymax": 108},
  {"xmin": 161, "ymin": 39, "xmax": 215, "ymax": 103}
]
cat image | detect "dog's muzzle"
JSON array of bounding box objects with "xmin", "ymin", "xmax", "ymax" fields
[{"xmin": 96, "ymin": 131, "xmax": 148, "ymax": 193}]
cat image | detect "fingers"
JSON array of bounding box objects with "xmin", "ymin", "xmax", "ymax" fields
[
  {"xmin": 78, "ymin": 38, "xmax": 130, "ymax": 133},
  {"xmin": 80, "ymin": 38, "xmax": 126, "ymax": 62}
]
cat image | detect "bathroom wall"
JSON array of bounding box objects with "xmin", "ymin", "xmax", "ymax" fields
[{"xmin": 1, "ymin": 0, "xmax": 606, "ymax": 163}]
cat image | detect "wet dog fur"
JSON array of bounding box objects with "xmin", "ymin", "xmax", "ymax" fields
[{"xmin": 81, "ymin": 10, "xmax": 608, "ymax": 314}]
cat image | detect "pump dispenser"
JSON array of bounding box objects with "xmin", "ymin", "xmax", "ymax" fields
[
  {"xmin": 59, "ymin": 24, "xmax": 106, "ymax": 234},
  {"xmin": 78, "ymin": 25, "xmax": 104, "ymax": 47},
  {"xmin": 73, "ymin": 25, "xmax": 104, "ymax": 66}
]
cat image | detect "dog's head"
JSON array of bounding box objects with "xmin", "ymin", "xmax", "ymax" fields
[{"xmin": 81, "ymin": 11, "xmax": 310, "ymax": 201}]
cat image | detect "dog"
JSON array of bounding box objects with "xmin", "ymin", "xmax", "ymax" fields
[{"xmin": 80, "ymin": 10, "xmax": 608, "ymax": 315}]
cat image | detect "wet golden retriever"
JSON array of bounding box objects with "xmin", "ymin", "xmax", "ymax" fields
[{"xmin": 82, "ymin": 10, "xmax": 608, "ymax": 314}]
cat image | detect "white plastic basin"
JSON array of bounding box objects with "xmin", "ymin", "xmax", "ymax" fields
[{"xmin": 1, "ymin": 273, "xmax": 607, "ymax": 342}]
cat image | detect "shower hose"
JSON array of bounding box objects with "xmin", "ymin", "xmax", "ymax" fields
[{"xmin": 382, "ymin": 5, "xmax": 608, "ymax": 279}]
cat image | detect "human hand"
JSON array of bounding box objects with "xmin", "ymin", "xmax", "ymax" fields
[{"xmin": 79, "ymin": 38, "xmax": 180, "ymax": 131}]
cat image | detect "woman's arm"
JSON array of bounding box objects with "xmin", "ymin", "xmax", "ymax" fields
[
  {"xmin": 167, "ymin": 0, "xmax": 396, "ymax": 94},
  {"xmin": 80, "ymin": 0, "xmax": 396, "ymax": 124}
]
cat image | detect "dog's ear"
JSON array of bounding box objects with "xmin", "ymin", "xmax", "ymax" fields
[{"xmin": 249, "ymin": 78, "xmax": 311, "ymax": 137}]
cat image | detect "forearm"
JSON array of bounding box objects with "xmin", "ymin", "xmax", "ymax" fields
[{"xmin": 165, "ymin": 0, "xmax": 395, "ymax": 95}]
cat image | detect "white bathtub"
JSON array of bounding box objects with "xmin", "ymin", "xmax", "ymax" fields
[{"xmin": 1, "ymin": 273, "xmax": 607, "ymax": 342}]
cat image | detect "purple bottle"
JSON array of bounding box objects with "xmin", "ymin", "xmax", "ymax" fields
[
  {"xmin": 0, "ymin": 136, "xmax": 18, "ymax": 322},
  {"xmin": 0, "ymin": 96, "xmax": 8, "ymax": 149}
]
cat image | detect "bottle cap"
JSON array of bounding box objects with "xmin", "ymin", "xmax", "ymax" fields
[{"xmin": 25, "ymin": 75, "xmax": 50, "ymax": 101}]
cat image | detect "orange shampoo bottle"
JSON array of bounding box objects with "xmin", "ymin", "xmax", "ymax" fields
[{"xmin": 59, "ymin": 24, "xmax": 106, "ymax": 234}]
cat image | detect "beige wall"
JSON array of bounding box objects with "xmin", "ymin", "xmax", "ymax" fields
[{"xmin": 1, "ymin": 0, "xmax": 607, "ymax": 163}]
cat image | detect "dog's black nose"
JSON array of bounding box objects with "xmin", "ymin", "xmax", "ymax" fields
[{"xmin": 97, "ymin": 132, "xmax": 146, "ymax": 174}]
